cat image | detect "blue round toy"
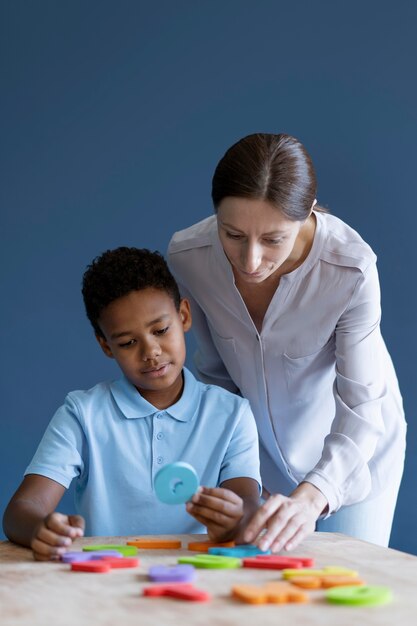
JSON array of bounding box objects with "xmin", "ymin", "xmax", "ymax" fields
[{"xmin": 154, "ymin": 461, "xmax": 199, "ymax": 504}]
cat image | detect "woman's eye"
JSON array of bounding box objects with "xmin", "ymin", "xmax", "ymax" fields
[
  {"xmin": 119, "ymin": 339, "xmax": 136, "ymax": 348},
  {"xmin": 265, "ymin": 238, "xmax": 284, "ymax": 245},
  {"xmin": 226, "ymin": 232, "xmax": 243, "ymax": 240},
  {"xmin": 155, "ymin": 327, "xmax": 169, "ymax": 336}
]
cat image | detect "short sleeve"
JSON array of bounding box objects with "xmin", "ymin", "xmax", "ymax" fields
[
  {"xmin": 24, "ymin": 394, "xmax": 86, "ymax": 488},
  {"xmin": 218, "ymin": 399, "xmax": 262, "ymax": 491}
]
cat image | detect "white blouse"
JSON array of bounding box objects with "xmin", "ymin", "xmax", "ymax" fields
[{"xmin": 168, "ymin": 211, "xmax": 406, "ymax": 514}]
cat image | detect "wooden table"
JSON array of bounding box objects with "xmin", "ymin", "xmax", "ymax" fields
[{"xmin": 1, "ymin": 532, "xmax": 416, "ymax": 625}]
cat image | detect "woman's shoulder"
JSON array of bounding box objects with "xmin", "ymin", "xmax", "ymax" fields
[
  {"xmin": 317, "ymin": 212, "xmax": 377, "ymax": 273},
  {"xmin": 168, "ymin": 215, "xmax": 217, "ymax": 255}
]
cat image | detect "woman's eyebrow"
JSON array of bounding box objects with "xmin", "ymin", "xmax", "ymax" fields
[{"xmin": 220, "ymin": 221, "xmax": 288, "ymax": 235}]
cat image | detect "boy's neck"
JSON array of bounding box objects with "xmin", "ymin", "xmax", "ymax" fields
[{"xmin": 134, "ymin": 370, "xmax": 185, "ymax": 410}]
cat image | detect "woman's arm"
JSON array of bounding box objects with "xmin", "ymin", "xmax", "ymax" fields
[
  {"xmin": 303, "ymin": 262, "xmax": 394, "ymax": 513},
  {"xmin": 243, "ymin": 263, "xmax": 402, "ymax": 551}
]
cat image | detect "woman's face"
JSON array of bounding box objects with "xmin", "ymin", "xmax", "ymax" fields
[{"xmin": 217, "ymin": 197, "xmax": 305, "ymax": 284}]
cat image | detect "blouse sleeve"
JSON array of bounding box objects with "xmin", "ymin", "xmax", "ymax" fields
[
  {"xmin": 177, "ymin": 279, "xmax": 240, "ymax": 394},
  {"xmin": 303, "ymin": 262, "xmax": 388, "ymax": 513}
]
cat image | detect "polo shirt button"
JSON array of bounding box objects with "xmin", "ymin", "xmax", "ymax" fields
[
  {"xmin": 156, "ymin": 413, "xmax": 163, "ymax": 419},
  {"xmin": 156, "ymin": 432, "xmax": 164, "ymax": 440},
  {"xmin": 157, "ymin": 456, "xmax": 163, "ymax": 464}
]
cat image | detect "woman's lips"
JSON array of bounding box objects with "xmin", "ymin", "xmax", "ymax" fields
[{"xmin": 239, "ymin": 269, "xmax": 267, "ymax": 278}]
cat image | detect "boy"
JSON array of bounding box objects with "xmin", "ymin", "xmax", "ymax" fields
[{"xmin": 3, "ymin": 247, "xmax": 261, "ymax": 560}]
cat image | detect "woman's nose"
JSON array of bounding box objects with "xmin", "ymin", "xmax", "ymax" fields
[{"xmin": 242, "ymin": 243, "xmax": 262, "ymax": 273}]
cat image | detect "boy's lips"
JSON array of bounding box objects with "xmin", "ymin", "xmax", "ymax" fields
[{"xmin": 141, "ymin": 363, "xmax": 170, "ymax": 377}]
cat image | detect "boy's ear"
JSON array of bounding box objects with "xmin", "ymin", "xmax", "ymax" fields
[
  {"xmin": 179, "ymin": 298, "xmax": 192, "ymax": 332},
  {"xmin": 95, "ymin": 334, "xmax": 114, "ymax": 359}
]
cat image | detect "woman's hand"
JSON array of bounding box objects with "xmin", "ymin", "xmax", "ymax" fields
[
  {"xmin": 243, "ymin": 482, "xmax": 328, "ymax": 552},
  {"xmin": 31, "ymin": 512, "xmax": 85, "ymax": 561},
  {"xmin": 186, "ymin": 486, "xmax": 244, "ymax": 543}
]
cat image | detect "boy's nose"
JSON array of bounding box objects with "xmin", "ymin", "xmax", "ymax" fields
[{"xmin": 142, "ymin": 341, "xmax": 161, "ymax": 361}]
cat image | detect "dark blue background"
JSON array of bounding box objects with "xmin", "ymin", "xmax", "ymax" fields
[{"xmin": 1, "ymin": 1, "xmax": 416, "ymax": 553}]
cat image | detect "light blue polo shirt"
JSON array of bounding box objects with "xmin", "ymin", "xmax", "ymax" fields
[{"xmin": 25, "ymin": 368, "xmax": 261, "ymax": 536}]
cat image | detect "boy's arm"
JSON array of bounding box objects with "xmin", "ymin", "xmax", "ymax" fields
[
  {"xmin": 2, "ymin": 474, "xmax": 84, "ymax": 560},
  {"xmin": 186, "ymin": 477, "xmax": 260, "ymax": 543}
]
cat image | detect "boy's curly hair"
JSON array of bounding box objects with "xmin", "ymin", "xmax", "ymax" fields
[{"xmin": 82, "ymin": 247, "xmax": 181, "ymax": 336}]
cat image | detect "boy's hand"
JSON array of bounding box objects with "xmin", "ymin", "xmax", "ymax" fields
[
  {"xmin": 31, "ymin": 512, "xmax": 85, "ymax": 561},
  {"xmin": 186, "ymin": 486, "xmax": 244, "ymax": 542}
]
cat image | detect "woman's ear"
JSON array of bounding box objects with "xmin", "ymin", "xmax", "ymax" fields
[
  {"xmin": 302, "ymin": 198, "xmax": 317, "ymax": 223},
  {"xmin": 179, "ymin": 298, "xmax": 192, "ymax": 332},
  {"xmin": 96, "ymin": 334, "xmax": 114, "ymax": 359}
]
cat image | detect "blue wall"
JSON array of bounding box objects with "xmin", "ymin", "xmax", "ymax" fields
[{"xmin": 1, "ymin": 1, "xmax": 416, "ymax": 553}]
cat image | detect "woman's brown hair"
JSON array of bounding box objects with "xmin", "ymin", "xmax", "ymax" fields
[{"xmin": 212, "ymin": 133, "xmax": 323, "ymax": 221}]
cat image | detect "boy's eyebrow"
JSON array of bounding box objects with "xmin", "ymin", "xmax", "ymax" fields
[{"xmin": 110, "ymin": 314, "xmax": 171, "ymax": 340}]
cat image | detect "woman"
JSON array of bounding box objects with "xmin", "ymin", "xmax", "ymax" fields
[{"xmin": 168, "ymin": 133, "xmax": 406, "ymax": 551}]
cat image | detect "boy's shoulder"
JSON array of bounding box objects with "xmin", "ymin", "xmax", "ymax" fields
[
  {"xmin": 63, "ymin": 380, "xmax": 116, "ymax": 415},
  {"xmin": 196, "ymin": 378, "xmax": 246, "ymax": 401},
  {"xmin": 66, "ymin": 379, "xmax": 113, "ymax": 400}
]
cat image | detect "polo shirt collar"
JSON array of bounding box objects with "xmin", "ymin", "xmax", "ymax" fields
[{"xmin": 110, "ymin": 367, "xmax": 200, "ymax": 422}]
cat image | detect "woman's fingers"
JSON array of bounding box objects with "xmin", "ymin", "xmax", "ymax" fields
[
  {"xmin": 281, "ymin": 524, "xmax": 308, "ymax": 552},
  {"xmin": 187, "ymin": 487, "xmax": 317, "ymax": 549},
  {"xmin": 243, "ymin": 493, "xmax": 318, "ymax": 551},
  {"xmin": 269, "ymin": 515, "xmax": 304, "ymax": 552},
  {"xmin": 243, "ymin": 494, "xmax": 286, "ymax": 543},
  {"xmin": 257, "ymin": 508, "xmax": 293, "ymax": 551}
]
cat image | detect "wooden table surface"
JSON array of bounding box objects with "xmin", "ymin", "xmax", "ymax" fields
[{"xmin": 1, "ymin": 532, "xmax": 417, "ymax": 625}]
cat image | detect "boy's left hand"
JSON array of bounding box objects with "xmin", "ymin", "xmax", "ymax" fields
[{"xmin": 186, "ymin": 486, "xmax": 244, "ymax": 542}]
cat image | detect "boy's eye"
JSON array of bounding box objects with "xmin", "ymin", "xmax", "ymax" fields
[
  {"xmin": 154, "ymin": 327, "xmax": 169, "ymax": 336},
  {"xmin": 119, "ymin": 339, "xmax": 136, "ymax": 348}
]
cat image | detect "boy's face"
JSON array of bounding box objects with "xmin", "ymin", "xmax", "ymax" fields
[{"xmin": 96, "ymin": 288, "xmax": 191, "ymax": 410}]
